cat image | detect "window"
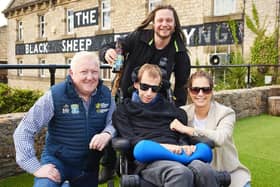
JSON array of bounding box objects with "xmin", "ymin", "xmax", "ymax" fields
[
  {"xmin": 214, "ymin": 0, "xmax": 236, "ymax": 16},
  {"xmin": 148, "ymin": 0, "xmax": 162, "ymax": 12},
  {"xmin": 67, "ymin": 9, "xmax": 74, "ymax": 34},
  {"xmin": 100, "ymin": 64, "xmax": 112, "ymax": 80},
  {"xmin": 17, "ymin": 20, "xmax": 23, "ymax": 41},
  {"xmin": 17, "ymin": 59, "xmax": 23, "ymax": 76},
  {"xmin": 65, "ymin": 57, "xmax": 72, "ymax": 77},
  {"xmin": 101, "ymin": 0, "xmax": 111, "ymax": 30},
  {"xmin": 38, "ymin": 15, "xmax": 45, "ymax": 38},
  {"xmin": 39, "ymin": 59, "xmax": 46, "ymax": 77}
]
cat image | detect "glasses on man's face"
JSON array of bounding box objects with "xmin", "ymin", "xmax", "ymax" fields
[
  {"xmin": 139, "ymin": 83, "xmax": 161, "ymax": 93},
  {"xmin": 189, "ymin": 87, "xmax": 212, "ymax": 95}
]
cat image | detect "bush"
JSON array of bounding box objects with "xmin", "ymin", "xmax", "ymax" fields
[{"xmin": 0, "ymin": 83, "xmax": 42, "ymax": 114}]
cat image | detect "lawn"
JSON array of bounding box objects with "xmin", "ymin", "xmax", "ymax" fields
[{"xmin": 0, "ymin": 114, "xmax": 279, "ymax": 187}]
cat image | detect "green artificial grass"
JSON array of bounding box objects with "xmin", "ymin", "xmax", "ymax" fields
[
  {"xmin": 0, "ymin": 114, "xmax": 279, "ymax": 187},
  {"xmin": 233, "ymin": 114, "xmax": 280, "ymax": 187}
]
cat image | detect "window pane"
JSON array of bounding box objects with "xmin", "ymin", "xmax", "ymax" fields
[
  {"xmin": 39, "ymin": 15, "xmax": 45, "ymax": 38},
  {"xmin": 39, "ymin": 59, "xmax": 46, "ymax": 77},
  {"xmin": 214, "ymin": 0, "xmax": 235, "ymax": 16},
  {"xmin": 17, "ymin": 21, "xmax": 23, "ymax": 40},
  {"xmin": 101, "ymin": 0, "xmax": 111, "ymax": 29},
  {"xmin": 149, "ymin": 0, "xmax": 162, "ymax": 12},
  {"xmin": 67, "ymin": 10, "xmax": 74, "ymax": 33},
  {"xmin": 17, "ymin": 59, "xmax": 23, "ymax": 76}
]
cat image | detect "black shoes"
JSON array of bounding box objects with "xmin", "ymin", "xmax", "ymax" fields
[
  {"xmin": 98, "ymin": 167, "xmax": 115, "ymax": 184},
  {"xmin": 215, "ymin": 171, "xmax": 231, "ymax": 187}
]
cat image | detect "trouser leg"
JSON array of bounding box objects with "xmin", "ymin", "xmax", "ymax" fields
[
  {"xmin": 141, "ymin": 160, "xmax": 194, "ymax": 187},
  {"xmin": 188, "ymin": 160, "xmax": 220, "ymax": 187},
  {"xmin": 33, "ymin": 177, "xmax": 61, "ymax": 187},
  {"xmin": 100, "ymin": 142, "xmax": 117, "ymax": 169}
]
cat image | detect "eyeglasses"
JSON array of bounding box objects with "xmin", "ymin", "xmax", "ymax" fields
[
  {"xmin": 189, "ymin": 87, "xmax": 212, "ymax": 95},
  {"xmin": 139, "ymin": 83, "xmax": 161, "ymax": 93}
]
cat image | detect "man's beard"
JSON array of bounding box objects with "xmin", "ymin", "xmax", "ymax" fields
[{"xmin": 155, "ymin": 30, "xmax": 173, "ymax": 40}]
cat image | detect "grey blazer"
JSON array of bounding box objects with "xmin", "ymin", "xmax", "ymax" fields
[{"xmin": 181, "ymin": 101, "xmax": 251, "ymax": 187}]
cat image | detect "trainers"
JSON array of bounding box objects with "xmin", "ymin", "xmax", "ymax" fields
[
  {"xmin": 215, "ymin": 171, "xmax": 231, "ymax": 187},
  {"xmin": 98, "ymin": 167, "xmax": 115, "ymax": 184}
]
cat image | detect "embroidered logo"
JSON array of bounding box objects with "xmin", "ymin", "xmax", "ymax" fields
[
  {"xmin": 71, "ymin": 104, "xmax": 79, "ymax": 114},
  {"xmin": 62, "ymin": 104, "xmax": 70, "ymax": 114},
  {"xmin": 96, "ymin": 102, "xmax": 109, "ymax": 113}
]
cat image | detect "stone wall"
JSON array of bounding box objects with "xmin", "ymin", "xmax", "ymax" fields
[
  {"xmin": 0, "ymin": 113, "xmax": 46, "ymax": 179},
  {"xmin": 0, "ymin": 85, "xmax": 280, "ymax": 179}
]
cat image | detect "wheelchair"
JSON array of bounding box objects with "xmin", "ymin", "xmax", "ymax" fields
[
  {"xmin": 108, "ymin": 65, "xmax": 231, "ymax": 187},
  {"xmin": 111, "ymin": 135, "xmax": 231, "ymax": 187}
]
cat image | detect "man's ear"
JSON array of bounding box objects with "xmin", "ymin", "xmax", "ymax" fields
[{"xmin": 69, "ymin": 69, "xmax": 73, "ymax": 76}]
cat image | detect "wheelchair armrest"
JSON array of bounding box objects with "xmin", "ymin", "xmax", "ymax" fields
[
  {"xmin": 180, "ymin": 135, "xmax": 215, "ymax": 149},
  {"xmin": 189, "ymin": 136, "xmax": 215, "ymax": 149},
  {"xmin": 112, "ymin": 137, "xmax": 131, "ymax": 152}
]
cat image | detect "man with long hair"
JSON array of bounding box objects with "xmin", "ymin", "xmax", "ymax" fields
[{"xmin": 99, "ymin": 4, "xmax": 191, "ymax": 183}]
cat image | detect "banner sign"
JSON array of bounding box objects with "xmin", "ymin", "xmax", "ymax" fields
[
  {"xmin": 74, "ymin": 7, "xmax": 98, "ymax": 28},
  {"xmin": 15, "ymin": 20, "xmax": 243, "ymax": 55}
]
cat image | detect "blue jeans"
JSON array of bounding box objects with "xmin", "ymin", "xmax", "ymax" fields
[
  {"xmin": 244, "ymin": 181, "xmax": 251, "ymax": 187},
  {"xmin": 33, "ymin": 149, "xmax": 101, "ymax": 187}
]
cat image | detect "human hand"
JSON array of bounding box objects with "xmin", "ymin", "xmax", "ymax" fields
[
  {"xmin": 33, "ymin": 164, "xmax": 61, "ymax": 183},
  {"xmin": 181, "ymin": 145, "xmax": 196, "ymax": 155},
  {"xmin": 89, "ymin": 132, "xmax": 111, "ymax": 151},
  {"xmin": 105, "ymin": 48, "xmax": 117, "ymax": 65},
  {"xmin": 161, "ymin": 144, "xmax": 183, "ymax": 155},
  {"xmin": 170, "ymin": 119, "xmax": 185, "ymax": 133}
]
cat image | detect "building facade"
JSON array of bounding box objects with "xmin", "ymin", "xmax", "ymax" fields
[
  {"xmin": 3, "ymin": 0, "xmax": 280, "ymax": 91},
  {"xmin": 0, "ymin": 25, "xmax": 8, "ymax": 83}
]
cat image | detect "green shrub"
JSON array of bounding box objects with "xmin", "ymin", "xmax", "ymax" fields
[{"xmin": 0, "ymin": 83, "xmax": 42, "ymax": 114}]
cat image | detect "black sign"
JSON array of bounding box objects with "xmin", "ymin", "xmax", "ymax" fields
[
  {"xmin": 74, "ymin": 7, "xmax": 98, "ymax": 28},
  {"xmin": 15, "ymin": 20, "xmax": 243, "ymax": 55},
  {"xmin": 183, "ymin": 20, "xmax": 243, "ymax": 46},
  {"xmin": 16, "ymin": 34, "xmax": 114, "ymax": 55}
]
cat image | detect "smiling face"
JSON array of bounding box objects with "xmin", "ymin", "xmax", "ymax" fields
[
  {"xmin": 153, "ymin": 8, "xmax": 175, "ymax": 40},
  {"xmin": 188, "ymin": 77, "xmax": 213, "ymax": 109},
  {"xmin": 69, "ymin": 52, "xmax": 100, "ymax": 101}
]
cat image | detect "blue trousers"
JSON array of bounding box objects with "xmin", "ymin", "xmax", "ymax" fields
[{"xmin": 33, "ymin": 149, "xmax": 101, "ymax": 187}]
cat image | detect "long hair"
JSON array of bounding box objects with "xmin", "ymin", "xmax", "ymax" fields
[{"xmin": 135, "ymin": 4, "xmax": 186, "ymax": 43}]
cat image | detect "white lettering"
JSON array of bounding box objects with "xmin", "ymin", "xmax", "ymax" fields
[
  {"xmin": 90, "ymin": 10, "xmax": 96, "ymax": 24},
  {"xmin": 86, "ymin": 39, "xmax": 92, "ymax": 50},
  {"xmin": 75, "ymin": 12, "xmax": 82, "ymax": 27},
  {"xmin": 73, "ymin": 40, "xmax": 78, "ymax": 52},
  {"xmin": 82, "ymin": 11, "xmax": 89, "ymax": 25},
  {"xmin": 62, "ymin": 40, "xmax": 66, "ymax": 52},
  {"xmin": 79, "ymin": 39, "xmax": 85, "ymax": 51},
  {"xmin": 183, "ymin": 28, "xmax": 196, "ymax": 46},
  {"xmin": 25, "ymin": 44, "xmax": 29, "ymax": 54}
]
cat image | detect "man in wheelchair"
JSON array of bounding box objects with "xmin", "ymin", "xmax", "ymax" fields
[{"xmin": 112, "ymin": 64, "xmax": 230, "ymax": 187}]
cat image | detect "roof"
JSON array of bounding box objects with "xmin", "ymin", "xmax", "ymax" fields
[{"xmin": 2, "ymin": 0, "xmax": 49, "ymax": 14}]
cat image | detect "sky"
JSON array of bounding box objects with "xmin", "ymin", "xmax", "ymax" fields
[{"xmin": 0, "ymin": 0, "xmax": 12, "ymax": 26}]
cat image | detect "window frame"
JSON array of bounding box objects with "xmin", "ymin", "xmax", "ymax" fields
[
  {"xmin": 66, "ymin": 9, "xmax": 74, "ymax": 34},
  {"xmin": 39, "ymin": 58, "xmax": 46, "ymax": 78},
  {"xmin": 148, "ymin": 0, "xmax": 162, "ymax": 12},
  {"xmin": 17, "ymin": 59, "xmax": 23, "ymax": 76},
  {"xmin": 65, "ymin": 57, "xmax": 72, "ymax": 77},
  {"xmin": 101, "ymin": 0, "xmax": 111, "ymax": 30},
  {"xmin": 100, "ymin": 64, "xmax": 112, "ymax": 81},
  {"xmin": 38, "ymin": 15, "xmax": 46, "ymax": 38},
  {"xmin": 17, "ymin": 20, "xmax": 23, "ymax": 41}
]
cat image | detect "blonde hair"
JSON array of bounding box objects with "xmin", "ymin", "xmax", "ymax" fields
[{"xmin": 137, "ymin": 64, "xmax": 162, "ymax": 83}]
